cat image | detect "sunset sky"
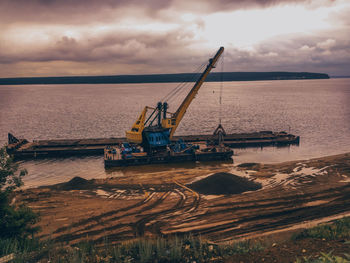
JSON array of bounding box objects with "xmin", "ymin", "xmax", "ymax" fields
[{"xmin": 0, "ymin": 0, "xmax": 349, "ymax": 78}]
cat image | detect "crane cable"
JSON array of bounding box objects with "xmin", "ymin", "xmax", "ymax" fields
[
  {"xmin": 219, "ymin": 50, "xmax": 224, "ymax": 125},
  {"xmin": 171, "ymin": 49, "xmax": 220, "ymax": 103},
  {"xmin": 161, "ymin": 60, "xmax": 207, "ymax": 103},
  {"xmin": 145, "ymin": 60, "xmax": 207, "ymax": 126}
]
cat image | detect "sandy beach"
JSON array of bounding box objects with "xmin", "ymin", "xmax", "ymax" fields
[{"xmin": 14, "ymin": 152, "xmax": 350, "ymax": 246}]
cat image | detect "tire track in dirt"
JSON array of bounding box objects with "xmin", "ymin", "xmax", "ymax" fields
[
  {"xmin": 65, "ymin": 189, "xmax": 184, "ymax": 243},
  {"xmin": 53, "ymin": 192, "xmax": 153, "ymax": 235},
  {"xmin": 39, "ymin": 162, "xmax": 350, "ymax": 244},
  {"xmin": 146, "ymin": 188, "xmax": 189, "ymax": 235},
  {"xmin": 173, "ymin": 180, "xmax": 200, "ymax": 212},
  {"xmin": 52, "ymin": 183, "xmax": 166, "ymax": 237},
  {"xmin": 174, "ymin": 189, "xmax": 186, "ymax": 208},
  {"xmin": 54, "ymin": 190, "xmax": 174, "ymax": 242},
  {"xmin": 164, "ymin": 185, "xmax": 350, "ymax": 241},
  {"xmin": 206, "ymin": 184, "xmax": 349, "ymax": 211},
  {"xmin": 206, "ymin": 197, "xmax": 350, "ymax": 241},
  {"xmin": 132, "ymin": 182, "xmax": 202, "ymax": 237},
  {"xmin": 133, "ymin": 191, "xmax": 172, "ymax": 236}
]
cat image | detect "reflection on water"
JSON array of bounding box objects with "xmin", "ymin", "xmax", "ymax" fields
[
  {"xmin": 21, "ymin": 156, "xmax": 234, "ymax": 188},
  {"xmin": 0, "ymin": 79, "xmax": 349, "ymax": 187},
  {"xmin": 20, "ymin": 156, "xmax": 105, "ymax": 188},
  {"xmin": 19, "ymin": 145, "xmax": 324, "ymax": 188}
]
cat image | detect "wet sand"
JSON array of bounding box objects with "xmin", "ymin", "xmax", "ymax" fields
[{"xmin": 16, "ymin": 152, "xmax": 350, "ymax": 244}]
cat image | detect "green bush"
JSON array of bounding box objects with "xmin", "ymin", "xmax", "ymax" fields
[{"xmin": 0, "ymin": 146, "xmax": 40, "ymax": 255}]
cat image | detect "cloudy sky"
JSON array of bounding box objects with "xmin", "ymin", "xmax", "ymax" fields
[{"xmin": 0, "ymin": 0, "xmax": 349, "ymax": 78}]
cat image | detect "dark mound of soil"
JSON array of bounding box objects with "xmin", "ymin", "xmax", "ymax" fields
[
  {"xmin": 188, "ymin": 172, "xmax": 261, "ymax": 195},
  {"xmin": 56, "ymin": 176, "xmax": 93, "ymax": 190},
  {"xmin": 237, "ymin": 162, "xmax": 260, "ymax": 169}
]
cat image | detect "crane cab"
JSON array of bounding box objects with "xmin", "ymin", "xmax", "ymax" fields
[
  {"xmin": 161, "ymin": 118, "xmax": 176, "ymax": 129},
  {"xmin": 141, "ymin": 127, "xmax": 170, "ymax": 154}
]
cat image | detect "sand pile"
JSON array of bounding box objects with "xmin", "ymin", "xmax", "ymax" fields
[
  {"xmin": 55, "ymin": 176, "xmax": 94, "ymax": 190},
  {"xmin": 188, "ymin": 172, "xmax": 261, "ymax": 195},
  {"xmin": 237, "ymin": 163, "xmax": 260, "ymax": 169}
]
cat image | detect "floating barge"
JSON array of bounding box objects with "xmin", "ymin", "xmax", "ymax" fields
[
  {"xmin": 6, "ymin": 131, "xmax": 299, "ymax": 160},
  {"xmin": 104, "ymin": 144, "xmax": 233, "ymax": 167}
]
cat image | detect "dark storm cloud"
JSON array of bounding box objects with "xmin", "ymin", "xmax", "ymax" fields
[
  {"xmin": 0, "ymin": 28, "xmax": 201, "ymax": 71},
  {"xmin": 0, "ymin": 0, "xmax": 173, "ymax": 24},
  {"xmin": 1, "ymin": 24, "xmax": 349, "ymax": 76},
  {"xmin": 222, "ymin": 29, "xmax": 350, "ymax": 75},
  {"xmin": 0, "ymin": 0, "xmax": 334, "ymax": 24},
  {"xmin": 0, "ymin": 0, "xmax": 347, "ymax": 77}
]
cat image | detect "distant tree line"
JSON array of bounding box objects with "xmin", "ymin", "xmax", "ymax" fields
[{"xmin": 0, "ymin": 72, "xmax": 329, "ymax": 85}]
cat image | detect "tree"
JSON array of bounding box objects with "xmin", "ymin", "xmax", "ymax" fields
[{"xmin": 0, "ymin": 146, "xmax": 39, "ymax": 239}]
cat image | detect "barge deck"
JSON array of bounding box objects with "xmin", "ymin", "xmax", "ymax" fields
[
  {"xmin": 6, "ymin": 131, "xmax": 299, "ymax": 160},
  {"xmin": 104, "ymin": 144, "xmax": 233, "ymax": 167}
]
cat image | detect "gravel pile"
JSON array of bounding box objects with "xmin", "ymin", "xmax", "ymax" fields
[
  {"xmin": 188, "ymin": 172, "xmax": 261, "ymax": 195},
  {"xmin": 56, "ymin": 176, "xmax": 93, "ymax": 190}
]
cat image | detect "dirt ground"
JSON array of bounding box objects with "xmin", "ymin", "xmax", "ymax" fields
[
  {"xmin": 226, "ymin": 237, "xmax": 349, "ymax": 263},
  {"xmin": 16, "ymin": 152, "xmax": 350, "ymax": 260}
]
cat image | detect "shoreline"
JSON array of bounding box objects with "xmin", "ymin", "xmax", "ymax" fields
[{"xmin": 15, "ymin": 151, "xmax": 350, "ymax": 245}]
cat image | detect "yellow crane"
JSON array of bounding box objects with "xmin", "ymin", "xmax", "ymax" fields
[{"xmin": 126, "ymin": 47, "xmax": 224, "ymax": 144}]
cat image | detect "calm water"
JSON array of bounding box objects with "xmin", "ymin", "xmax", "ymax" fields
[{"xmin": 0, "ymin": 79, "xmax": 349, "ymax": 187}]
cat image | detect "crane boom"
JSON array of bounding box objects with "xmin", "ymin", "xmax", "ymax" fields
[
  {"xmin": 126, "ymin": 47, "xmax": 224, "ymax": 144},
  {"xmin": 162, "ymin": 46, "xmax": 224, "ymax": 138}
]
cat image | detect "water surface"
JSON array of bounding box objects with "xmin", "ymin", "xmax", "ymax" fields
[{"xmin": 0, "ymin": 79, "xmax": 349, "ymax": 187}]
